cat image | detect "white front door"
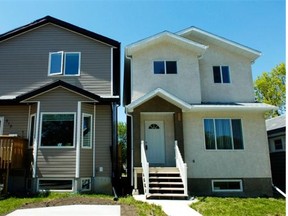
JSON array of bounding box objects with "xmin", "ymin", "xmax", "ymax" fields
[
  {"xmin": 145, "ymin": 121, "xmax": 165, "ymax": 164},
  {"xmin": 0, "ymin": 117, "xmax": 4, "ymax": 135}
]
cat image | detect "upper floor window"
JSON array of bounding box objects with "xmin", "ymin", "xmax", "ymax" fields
[
  {"xmin": 204, "ymin": 118, "xmax": 244, "ymax": 150},
  {"xmin": 48, "ymin": 51, "xmax": 81, "ymax": 76},
  {"xmin": 213, "ymin": 66, "xmax": 230, "ymax": 83},
  {"xmin": 154, "ymin": 61, "xmax": 177, "ymax": 74}
]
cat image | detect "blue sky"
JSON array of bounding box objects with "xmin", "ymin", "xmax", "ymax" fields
[{"xmin": 1, "ymin": 0, "xmax": 285, "ymax": 122}]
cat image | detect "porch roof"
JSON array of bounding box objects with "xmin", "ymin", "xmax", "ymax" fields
[{"xmin": 125, "ymin": 88, "xmax": 276, "ymax": 113}]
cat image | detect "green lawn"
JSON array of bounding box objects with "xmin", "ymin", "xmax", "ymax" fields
[
  {"xmin": 0, "ymin": 193, "xmax": 166, "ymax": 216},
  {"xmin": 191, "ymin": 197, "xmax": 286, "ymax": 216}
]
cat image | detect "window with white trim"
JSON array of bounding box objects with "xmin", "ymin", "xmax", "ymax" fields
[
  {"xmin": 40, "ymin": 113, "xmax": 75, "ymax": 147},
  {"xmin": 82, "ymin": 114, "xmax": 92, "ymax": 148},
  {"xmin": 0, "ymin": 117, "xmax": 4, "ymax": 135},
  {"xmin": 269, "ymin": 136, "xmax": 285, "ymax": 152},
  {"xmin": 81, "ymin": 178, "xmax": 91, "ymax": 191},
  {"xmin": 48, "ymin": 51, "xmax": 81, "ymax": 76},
  {"xmin": 204, "ymin": 119, "xmax": 244, "ymax": 150},
  {"xmin": 154, "ymin": 61, "xmax": 177, "ymax": 74},
  {"xmin": 38, "ymin": 179, "xmax": 73, "ymax": 191},
  {"xmin": 213, "ymin": 66, "xmax": 230, "ymax": 83},
  {"xmin": 212, "ymin": 179, "xmax": 243, "ymax": 192}
]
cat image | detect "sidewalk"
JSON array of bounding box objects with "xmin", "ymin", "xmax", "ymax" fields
[{"xmin": 133, "ymin": 195, "xmax": 202, "ymax": 216}]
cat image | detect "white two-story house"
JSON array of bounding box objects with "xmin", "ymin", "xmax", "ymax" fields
[{"xmin": 123, "ymin": 27, "xmax": 275, "ymax": 198}]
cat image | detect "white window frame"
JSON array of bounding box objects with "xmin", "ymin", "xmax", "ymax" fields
[
  {"xmin": 38, "ymin": 178, "xmax": 74, "ymax": 192},
  {"xmin": 213, "ymin": 65, "xmax": 231, "ymax": 83},
  {"xmin": 39, "ymin": 112, "xmax": 76, "ymax": 148},
  {"xmin": 212, "ymin": 179, "xmax": 243, "ymax": 192},
  {"xmin": 0, "ymin": 116, "xmax": 4, "ymax": 135},
  {"xmin": 48, "ymin": 51, "xmax": 81, "ymax": 76},
  {"xmin": 269, "ymin": 136, "xmax": 285, "ymax": 152},
  {"xmin": 82, "ymin": 113, "xmax": 93, "ymax": 149},
  {"xmin": 203, "ymin": 118, "xmax": 244, "ymax": 151},
  {"xmin": 153, "ymin": 60, "xmax": 177, "ymax": 74},
  {"xmin": 81, "ymin": 177, "xmax": 92, "ymax": 191}
]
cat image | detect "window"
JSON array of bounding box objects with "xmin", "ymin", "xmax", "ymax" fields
[
  {"xmin": 49, "ymin": 52, "xmax": 80, "ymax": 76},
  {"xmin": 29, "ymin": 114, "xmax": 36, "ymax": 148},
  {"xmin": 154, "ymin": 61, "xmax": 177, "ymax": 74},
  {"xmin": 204, "ymin": 119, "xmax": 243, "ymax": 150},
  {"xmin": 40, "ymin": 113, "xmax": 75, "ymax": 147},
  {"xmin": 82, "ymin": 114, "xmax": 92, "ymax": 148},
  {"xmin": 274, "ymin": 139, "xmax": 283, "ymax": 150},
  {"xmin": 212, "ymin": 180, "xmax": 243, "ymax": 192},
  {"xmin": 0, "ymin": 117, "xmax": 3, "ymax": 135},
  {"xmin": 81, "ymin": 178, "xmax": 91, "ymax": 191},
  {"xmin": 213, "ymin": 66, "xmax": 230, "ymax": 83},
  {"xmin": 38, "ymin": 179, "xmax": 73, "ymax": 191}
]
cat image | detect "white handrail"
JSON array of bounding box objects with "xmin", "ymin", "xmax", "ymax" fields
[
  {"xmin": 175, "ymin": 140, "xmax": 188, "ymax": 196},
  {"xmin": 141, "ymin": 140, "xmax": 149, "ymax": 196}
]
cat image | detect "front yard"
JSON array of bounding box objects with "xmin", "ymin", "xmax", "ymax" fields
[
  {"xmin": 0, "ymin": 193, "xmax": 167, "ymax": 216},
  {"xmin": 191, "ymin": 197, "xmax": 286, "ymax": 216}
]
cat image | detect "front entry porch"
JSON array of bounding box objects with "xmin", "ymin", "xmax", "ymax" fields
[{"xmin": 133, "ymin": 141, "xmax": 188, "ymax": 199}]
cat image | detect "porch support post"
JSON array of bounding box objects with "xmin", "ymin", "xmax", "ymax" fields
[{"xmin": 132, "ymin": 168, "xmax": 139, "ymax": 195}]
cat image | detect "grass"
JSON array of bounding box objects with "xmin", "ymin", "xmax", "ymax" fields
[
  {"xmin": 191, "ymin": 197, "xmax": 286, "ymax": 216},
  {"xmin": 0, "ymin": 193, "xmax": 166, "ymax": 216}
]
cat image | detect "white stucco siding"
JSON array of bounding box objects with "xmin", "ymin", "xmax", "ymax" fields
[
  {"xmin": 131, "ymin": 41, "xmax": 202, "ymax": 104},
  {"xmin": 183, "ymin": 111, "xmax": 271, "ymax": 179},
  {"xmin": 199, "ymin": 44, "xmax": 255, "ymax": 103}
]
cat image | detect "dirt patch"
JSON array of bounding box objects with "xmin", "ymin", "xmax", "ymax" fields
[{"xmin": 20, "ymin": 196, "xmax": 137, "ymax": 216}]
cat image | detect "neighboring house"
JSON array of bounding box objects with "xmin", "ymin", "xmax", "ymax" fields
[
  {"xmin": 0, "ymin": 16, "xmax": 120, "ymax": 194},
  {"xmin": 266, "ymin": 115, "xmax": 286, "ymax": 192},
  {"xmin": 123, "ymin": 27, "xmax": 275, "ymax": 198}
]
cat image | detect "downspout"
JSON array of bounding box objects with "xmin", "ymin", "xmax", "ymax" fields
[
  {"xmin": 111, "ymin": 102, "xmax": 119, "ymax": 199},
  {"xmin": 33, "ymin": 101, "xmax": 40, "ymax": 192}
]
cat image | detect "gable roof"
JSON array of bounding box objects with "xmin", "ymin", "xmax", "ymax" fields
[
  {"xmin": 0, "ymin": 16, "xmax": 120, "ymax": 47},
  {"xmin": 177, "ymin": 26, "xmax": 261, "ymax": 62},
  {"xmin": 126, "ymin": 31, "xmax": 208, "ymax": 56},
  {"xmin": 0, "ymin": 80, "xmax": 119, "ymax": 104},
  {"xmin": 126, "ymin": 88, "xmax": 192, "ymax": 112}
]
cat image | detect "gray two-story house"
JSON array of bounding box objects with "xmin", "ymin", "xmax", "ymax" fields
[
  {"xmin": 123, "ymin": 27, "xmax": 275, "ymax": 198},
  {"xmin": 0, "ymin": 16, "xmax": 120, "ymax": 194}
]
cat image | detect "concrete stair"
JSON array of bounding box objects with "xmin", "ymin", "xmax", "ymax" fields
[{"xmin": 145, "ymin": 167, "xmax": 187, "ymax": 199}]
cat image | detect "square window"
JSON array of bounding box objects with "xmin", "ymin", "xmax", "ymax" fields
[
  {"xmin": 154, "ymin": 61, "xmax": 165, "ymax": 74},
  {"xmin": 213, "ymin": 66, "xmax": 230, "ymax": 83},
  {"xmin": 48, "ymin": 52, "xmax": 80, "ymax": 76},
  {"xmin": 204, "ymin": 119, "xmax": 244, "ymax": 150},
  {"xmin": 166, "ymin": 61, "xmax": 177, "ymax": 74},
  {"xmin": 41, "ymin": 113, "xmax": 75, "ymax": 147},
  {"xmin": 274, "ymin": 139, "xmax": 283, "ymax": 150}
]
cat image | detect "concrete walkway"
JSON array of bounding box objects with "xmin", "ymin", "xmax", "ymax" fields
[
  {"xmin": 134, "ymin": 195, "xmax": 202, "ymax": 216},
  {"xmin": 6, "ymin": 205, "xmax": 120, "ymax": 216}
]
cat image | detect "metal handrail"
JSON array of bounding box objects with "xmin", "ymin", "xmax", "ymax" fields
[
  {"xmin": 141, "ymin": 140, "xmax": 149, "ymax": 196},
  {"xmin": 175, "ymin": 140, "xmax": 188, "ymax": 196}
]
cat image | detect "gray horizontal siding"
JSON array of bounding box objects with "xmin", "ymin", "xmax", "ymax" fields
[
  {"xmin": 37, "ymin": 149, "xmax": 76, "ymax": 177},
  {"xmin": 0, "ymin": 105, "xmax": 29, "ymax": 137},
  {"xmin": 95, "ymin": 105, "xmax": 112, "ymax": 177},
  {"xmin": 0, "ymin": 24, "xmax": 112, "ymax": 98}
]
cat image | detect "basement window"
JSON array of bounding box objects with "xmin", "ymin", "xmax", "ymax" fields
[
  {"xmin": 38, "ymin": 179, "xmax": 73, "ymax": 191},
  {"xmin": 212, "ymin": 179, "xmax": 243, "ymax": 192}
]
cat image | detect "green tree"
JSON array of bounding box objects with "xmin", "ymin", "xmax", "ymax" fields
[
  {"xmin": 254, "ymin": 63, "xmax": 286, "ymax": 118},
  {"xmin": 118, "ymin": 122, "xmax": 127, "ymax": 174}
]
